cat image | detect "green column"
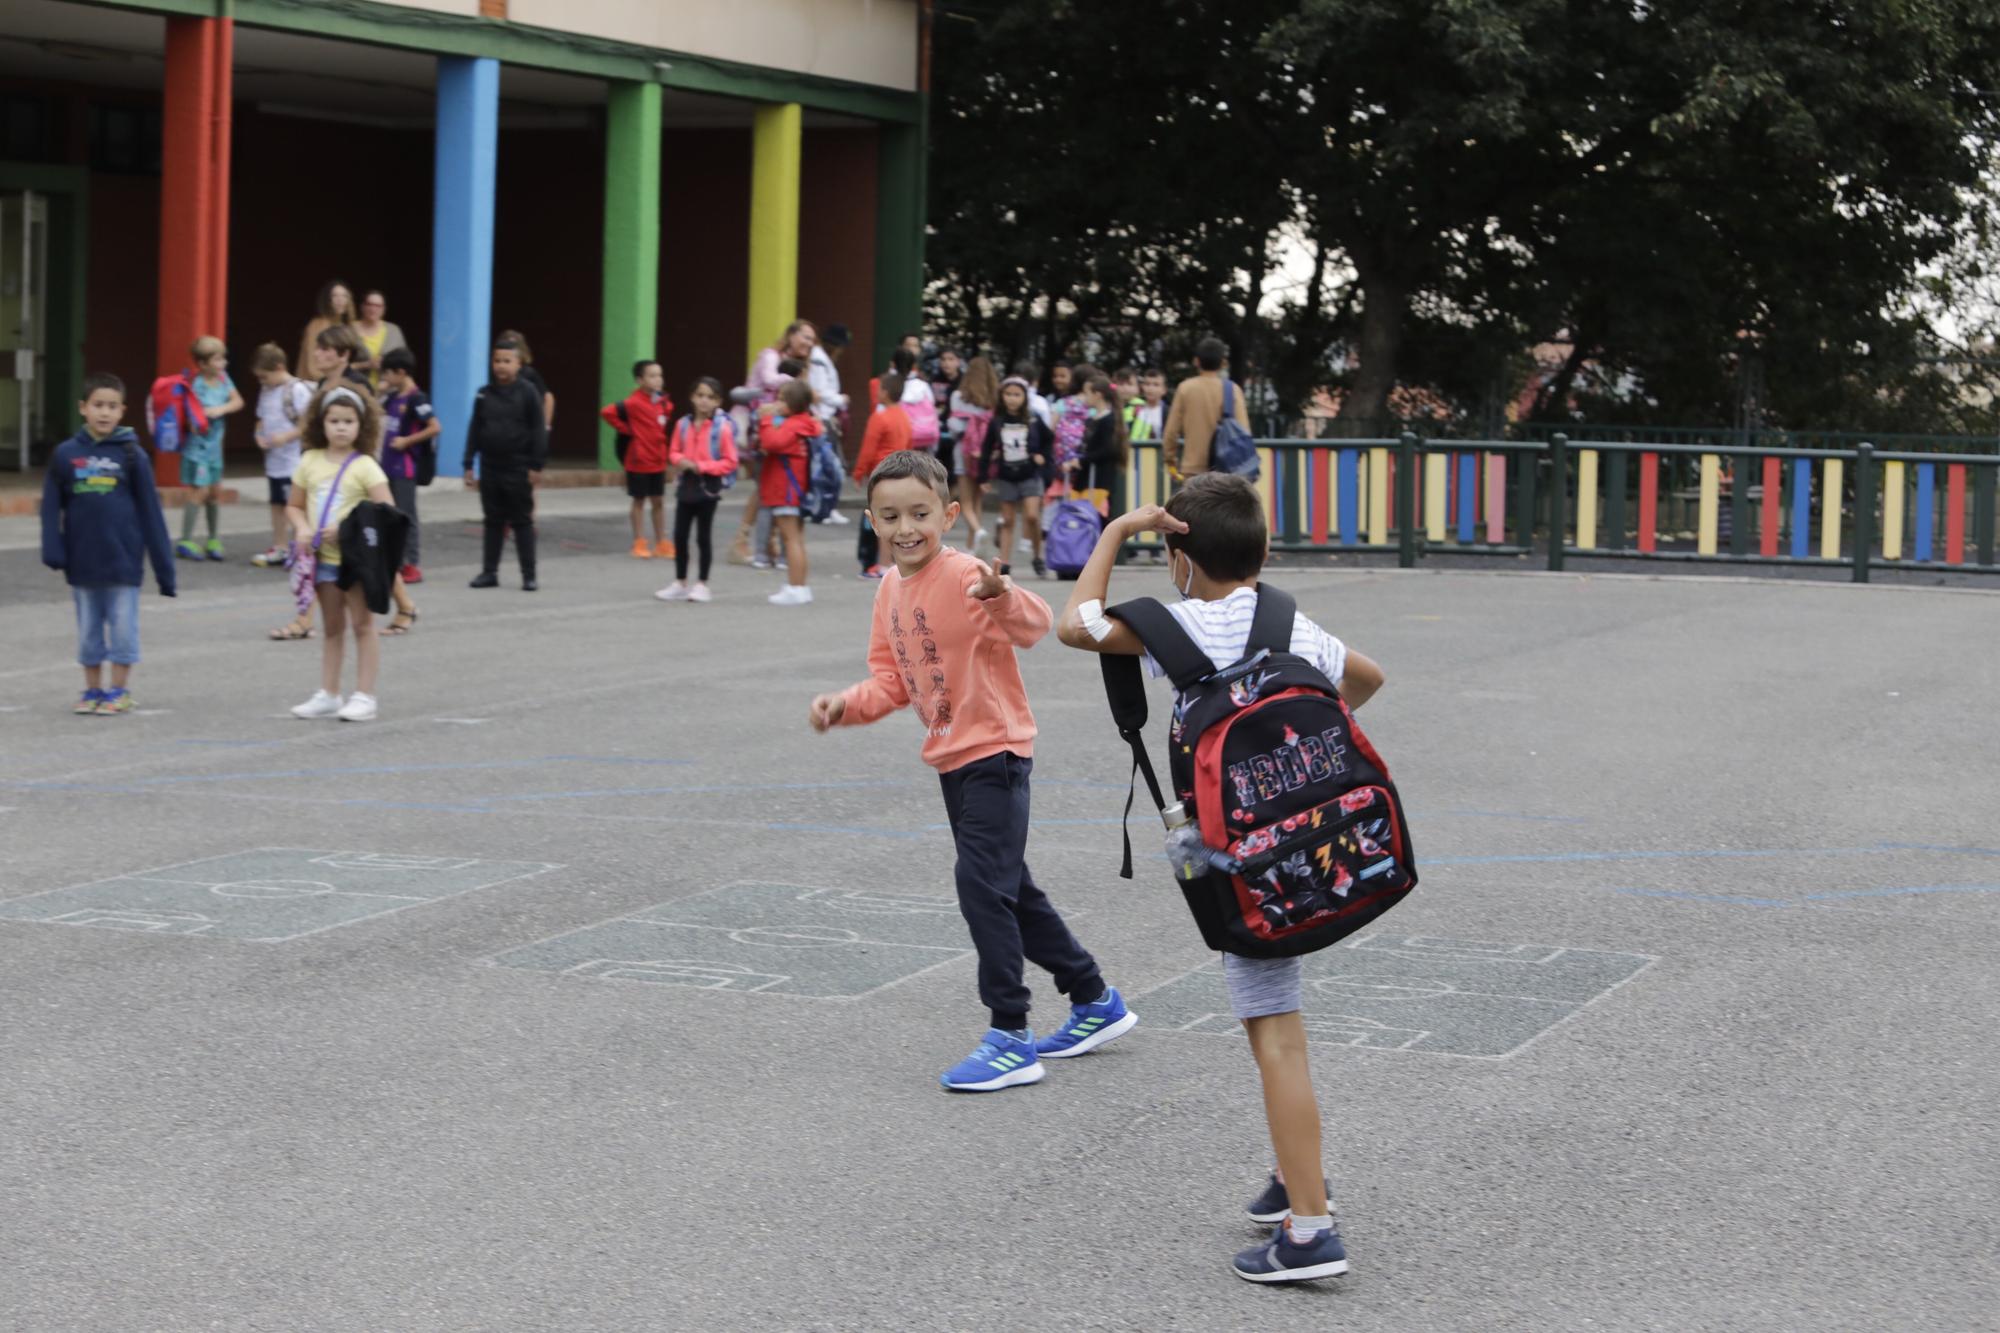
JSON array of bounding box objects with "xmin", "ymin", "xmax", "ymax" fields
[
  {"xmin": 599, "ymin": 80, "xmax": 662, "ymax": 470},
  {"xmin": 873, "ymin": 119, "xmax": 926, "ymax": 373}
]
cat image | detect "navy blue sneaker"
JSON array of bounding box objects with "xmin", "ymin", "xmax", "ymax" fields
[
  {"xmin": 1233, "ymin": 1221, "xmax": 1350, "ymax": 1283},
  {"xmin": 1033, "ymin": 987, "xmax": 1137, "ymax": 1059},
  {"xmin": 1246, "ymin": 1173, "xmax": 1335, "ymax": 1224},
  {"xmin": 940, "ymin": 1028, "xmax": 1045, "ymax": 1092}
]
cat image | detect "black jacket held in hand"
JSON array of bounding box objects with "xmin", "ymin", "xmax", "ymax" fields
[
  {"xmin": 336, "ymin": 501, "xmax": 411, "ymax": 615},
  {"xmin": 464, "ymin": 378, "xmax": 548, "ymax": 475}
]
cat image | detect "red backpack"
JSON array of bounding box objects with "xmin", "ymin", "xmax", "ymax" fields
[
  {"xmin": 145, "ymin": 371, "xmax": 210, "ymax": 454},
  {"xmin": 1099, "ymin": 584, "xmax": 1417, "ymax": 958}
]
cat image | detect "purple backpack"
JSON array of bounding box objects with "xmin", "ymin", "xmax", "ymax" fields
[{"xmin": 1045, "ymin": 495, "xmax": 1103, "ymax": 579}]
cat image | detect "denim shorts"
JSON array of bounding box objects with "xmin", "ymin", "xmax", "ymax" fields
[
  {"xmin": 73, "ymin": 583, "xmax": 141, "ymax": 667},
  {"xmin": 1224, "ymin": 953, "xmax": 1304, "ymax": 1020},
  {"xmin": 986, "ymin": 477, "xmax": 1041, "ymax": 505},
  {"xmin": 314, "ymin": 562, "xmax": 342, "ymax": 585}
]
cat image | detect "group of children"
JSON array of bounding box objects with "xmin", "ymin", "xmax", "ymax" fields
[
  {"xmin": 811, "ymin": 448, "xmax": 1387, "ymax": 1284},
  {"xmin": 42, "ymin": 336, "xmax": 1389, "ymax": 1285}
]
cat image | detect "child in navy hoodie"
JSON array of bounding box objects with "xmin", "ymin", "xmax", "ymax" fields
[{"xmin": 40, "ymin": 373, "xmax": 177, "ymax": 715}]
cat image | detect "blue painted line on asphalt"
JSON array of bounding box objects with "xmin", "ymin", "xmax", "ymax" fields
[
  {"xmin": 1804, "ymin": 884, "xmax": 2000, "ymax": 901},
  {"xmin": 766, "ymin": 822, "xmax": 929, "ymax": 841},
  {"xmin": 1873, "ymin": 843, "xmax": 2000, "ymax": 858},
  {"xmin": 478, "ymin": 779, "xmax": 915, "ymax": 804},
  {"xmin": 1612, "ymin": 888, "xmax": 1793, "ymax": 908}
]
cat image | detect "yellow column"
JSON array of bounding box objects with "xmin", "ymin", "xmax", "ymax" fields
[
  {"xmin": 1881, "ymin": 460, "xmax": 1905, "ymax": 559},
  {"xmin": 1257, "ymin": 448, "xmax": 1276, "ymax": 530},
  {"xmin": 747, "ymin": 102, "xmax": 802, "ymax": 368},
  {"xmin": 1697, "ymin": 453, "xmax": 1721, "ymax": 556},
  {"xmin": 1424, "ymin": 453, "xmax": 1448, "ymax": 542},
  {"xmin": 1576, "ymin": 449, "xmax": 1599, "ymax": 549},
  {"xmin": 1821, "ymin": 458, "xmax": 1844, "ymax": 559},
  {"xmin": 1367, "ymin": 446, "xmax": 1390, "ymax": 545}
]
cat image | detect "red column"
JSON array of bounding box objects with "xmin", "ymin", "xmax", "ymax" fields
[{"xmin": 155, "ymin": 17, "xmax": 232, "ymax": 383}]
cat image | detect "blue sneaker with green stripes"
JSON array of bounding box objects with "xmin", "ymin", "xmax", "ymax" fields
[
  {"xmin": 1034, "ymin": 987, "xmax": 1137, "ymax": 1059},
  {"xmin": 940, "ymin": 1028, "xmax": 1045, "ymax": 1092}
]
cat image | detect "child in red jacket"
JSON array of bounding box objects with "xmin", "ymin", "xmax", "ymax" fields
[
  {"xmin": 851, "ymin": 371, "xmax": 914, "ymax": 579},
  {"xmin": 656, "ymin": 377, "xmax": 739, "ymax": 604},
  {"xmin": 600, "ymin": 360, "xmax": 675, "ymax": 560},
  {"xmin": 758, "ymin": 378, "xmax": 822, "ymax": 606}
]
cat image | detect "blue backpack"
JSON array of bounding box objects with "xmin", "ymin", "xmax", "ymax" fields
[
  {"xmin": 1213, "ymin": 379, "xmax": 1260, "ymax": 480},
  {"xmin": 807, "ymin": 435, "xmax": 844, "ymax": 522},
  {"xmin": 1045, "ymin": 495, "xmax": 1103, "ymax": 578}
]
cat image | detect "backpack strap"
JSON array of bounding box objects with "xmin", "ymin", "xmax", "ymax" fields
[
  {"xmin": 1098, "ymin": 596, "xmax": 1211, "ymax": 879},
  {"xmin": 1246, "ymin": 583, "xmax": 1297, "ymax": 657},
  {"xmin": 1105, "ymin": 596, "xmax": 1212, "ymax": 691}
]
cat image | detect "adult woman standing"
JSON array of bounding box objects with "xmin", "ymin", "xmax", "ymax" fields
[
  {"xmin": 352, "ymin": 290, "xmax": 409, "ymax": 393},
  {"xmin": 298, "ymin": 281, "xmax": 361, "ymax": 385}
]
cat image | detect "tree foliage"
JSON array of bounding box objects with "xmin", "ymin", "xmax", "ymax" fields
[{"xmin": 927, "ymin": 0, "xmax": 2000, "ymax": 432}]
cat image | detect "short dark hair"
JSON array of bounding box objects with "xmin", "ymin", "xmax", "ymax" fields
[
  {"xmin": 777, "ymin": 356, "xmax": 807, "ymax": 377},
  {"xmin": 878, "ymin": 372, "xmax": 905, "ymax": 407},
  {"xmin": 1140, "ymin": 365, "xmax": 1166, "ymax": 379},
  {"xmin": 866, "ymin": 448, "xmax": 951, "ymax": 503},
  {"xmin": 890, "ymin": 347, "xmax": 917, "ymax": 375},
  {"xmin": 491, "ymin": 337, "xmax": 523, "ymax": 355},
  {"xmin": 1011, "ymin": 360, "xmax": 1038, "ymax": 380},
  {"xmin": 381, "ymin": 347, "xmax": 417, "ymax": 375},
  {"xmin": 632, "ymin": 359, "xmax": 661, "ymax": 378},
  {"xmin": 1194, "ymin": 337, "xmax": 1228, "ymax": 371},
  {"xmin": 689, "ymin": 375, "xmax": 724, "ymax": 400},
  {"xmin": 778, "ymin": 379, "xmax": 814, "ymax": 414},
  {"xmin": 81, "ymin": 371, "xmax": 125, "ymax": 401},
  {"xmin": 822, "ymin": 323, "xmax": 852, "ymax": 348},
  {"xmin": 1164, "ymin": 472, "xmax": 1266, "ymax": 581}
]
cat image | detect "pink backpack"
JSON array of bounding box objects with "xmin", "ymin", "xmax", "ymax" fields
[{"xmin": 899, "ymin": 401, "xmax": 941, "ymax": 452}]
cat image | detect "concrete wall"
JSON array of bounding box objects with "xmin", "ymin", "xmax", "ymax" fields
[{"xmin": 504, "ymin": 0, "xmax": 919, "ymax": 92}]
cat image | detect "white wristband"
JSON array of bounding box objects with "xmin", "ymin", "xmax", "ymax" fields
[{"xmin": 1077, "ymin": 598, "xmax": 1116, "ymax": 643}]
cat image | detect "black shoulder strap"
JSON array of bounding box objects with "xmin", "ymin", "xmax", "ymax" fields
[
  {"xmin": 1106, "ymin": 596, "xmax": 1211, "ymax": 691},
  {"xmin": 1247, "ymin": 583, "xmax": 1296, "ymax": 656},
  {"xmin": 1099, "ymin": 654, "xmax": 1166, "ymax": 881}
]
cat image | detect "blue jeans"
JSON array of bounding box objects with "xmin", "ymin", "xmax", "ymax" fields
[{"xmin": 73, "ymin": 584, "xmax": 141, "ymax": 667}]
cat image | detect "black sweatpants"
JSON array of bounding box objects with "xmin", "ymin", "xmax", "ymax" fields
[
  {"xmin": 857, "ymin": 513, "xmax": 878, "ymax": 570},
  {"xmin": 387, "ymin": 473, "xmax": 421, "ymax": 564},
  {"xmin": 939, "ymin": 751, "xmax": 1103, "ymax": 1030},
  {"xmin": 673, "ymin": 496, "xmax": 717, "ymax": 581},
  {"xmin": 479, "ymin": 467, "xmax": 535, "ymax": 577}
]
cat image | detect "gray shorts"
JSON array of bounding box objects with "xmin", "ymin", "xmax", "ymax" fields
[
  {"xmin": 986, "ymin": 477, "xmax": 1041, "ymax": 505},
  {"xmin": 1224, "ymin": 953, "xmax": 1303, "ymax": 1020}
]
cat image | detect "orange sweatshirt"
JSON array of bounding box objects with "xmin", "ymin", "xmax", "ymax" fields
[
  {"xmin": 852, "ymin": 403, "xmax": 913, "ymax": 485},
  {"xmin": 837, "ymin": 546, "xmax": 1053, "ymax": 772}
]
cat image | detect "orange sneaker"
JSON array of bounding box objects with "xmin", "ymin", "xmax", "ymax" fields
[
  {"xmin": 630, "ymin": 538, "xmax": 653, "ymax": 559},
  {"xmin": 655, "ymin": 540, "xmax": 677, "ymax": 560}
]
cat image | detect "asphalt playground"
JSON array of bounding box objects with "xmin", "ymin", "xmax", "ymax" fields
[{"xmin": 2, "ymin": 486, "xmax": 1996, "ymax": 1331}]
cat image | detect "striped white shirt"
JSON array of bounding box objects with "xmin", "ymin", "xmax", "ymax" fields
[{"xmin": 1141, "ymin": 586, "xmax": 1348, "ymax": 685}]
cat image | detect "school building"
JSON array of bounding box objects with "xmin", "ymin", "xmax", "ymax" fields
[{"xmin": 0, "ymin": 0, "xmax": 929, "ymax": 475}]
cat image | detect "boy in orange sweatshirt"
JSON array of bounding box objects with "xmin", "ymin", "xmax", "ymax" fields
[{"xmin": 809, "ymin": 449, "xmax": 1136, "ymax": 1090}]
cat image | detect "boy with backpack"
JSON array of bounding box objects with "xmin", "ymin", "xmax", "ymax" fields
[
  {"xmin": 809, "ymin": 449, "xmax": 1137, "ymax": 1090},
  {"xmin": 250, "ymin": 344, "xmax": 314, "ymax": 568},
  {"xmin": 41, "ymin": 373, "xmax": 177, "ymax": 715},
  {"xmin": 1054, "ymin": 472, "xmax": 1397, "ymax": 1285},
  {"xmin": 378, "ymin": 347, "xmax": 441, "ymax": 586}
]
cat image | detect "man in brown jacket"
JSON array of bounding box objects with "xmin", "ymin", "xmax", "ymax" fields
[{"xmin": 1161, "ymin": 336, "xmax": 1251, "ymax": 479}]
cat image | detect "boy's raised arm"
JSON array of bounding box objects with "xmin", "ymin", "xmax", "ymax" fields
[
  {"xmin": 965, "ymin": 559, "xmax": 1053, "ymax": 647},
  {"xmin": 1055, "ymin": 505, "xmax": 1187, "ymax": 655}
]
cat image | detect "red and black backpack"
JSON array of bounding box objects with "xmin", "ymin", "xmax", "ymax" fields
[{"xmin": 1099, "ymin": 584, "xmax": 1417, "ymax": 958}]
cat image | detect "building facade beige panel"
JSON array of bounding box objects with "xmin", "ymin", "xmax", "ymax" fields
[
  {"xmin": 500, "ymin": 0, "xmax": 919, "ymax": 91},
  {"xmin": 376, "ymin": 0, "xmax": 485, "ymax": 16}
]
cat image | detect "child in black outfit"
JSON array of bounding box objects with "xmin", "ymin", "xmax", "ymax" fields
[
  {"xmin": 978, "ymin": 376, "xmax": 1052, "ymax": 578},
  {"xmin": 465, "ymin": 338, "xmax": 548, "ymax": 591}
]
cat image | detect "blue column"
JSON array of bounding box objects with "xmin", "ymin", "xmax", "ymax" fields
[{"xmin": 430, "ymin": 56, "xmax": 498, "ymax": 479}]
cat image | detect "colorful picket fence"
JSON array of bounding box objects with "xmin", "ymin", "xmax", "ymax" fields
[{"xmin": 1123, "ymin": 437, "xmax": 2000, "ymax": 580}]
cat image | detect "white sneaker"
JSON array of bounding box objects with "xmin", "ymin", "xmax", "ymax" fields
[
  {"xmin": 1017, "ymin": 537, "xmax": 1032, "ymax": 554},
  {"xmin": 250, "ymin": 546, "xmax": 286, "ymax": 567},
  {"xmin": 336, "ymin": 692, "xmax": 378, "ymax": 722},
  {"xmin": 826, "ymin": 511, "xmax": 850, "ymax": 525},
  {"xmin": 292, "ymin": 689, "xmax": 343, "ymax": 719},
  {"xmin": 971, "ymin": 528, "xmax": 990, "ymax": 554},
  {"xmin": 749, "ymin": 556, "xmax": 774, "ymax": 570},
  {"xmin": 768, "ymin": 585, "xmax": 814, "ymax": 606},
  {"xmin": 655, "ymin": 581, "xmax": 690, "ymax": 601},
  {"xmin": 689, "ymin": 583, "xmax": 712, "ymax": 603}
]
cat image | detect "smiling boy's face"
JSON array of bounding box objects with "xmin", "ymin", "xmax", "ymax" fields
[{"xmin": 866, "ymin": 475, "xmax": 960, "ymax": 576}]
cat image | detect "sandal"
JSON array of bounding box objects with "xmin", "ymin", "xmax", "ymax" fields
[
  {"xmin": 383, "ymin": 608, "xmax": 418, "ymax": 637},
  {"xmin": 268, "ymin": 617, "xmax": 314, "ymax": 641}
]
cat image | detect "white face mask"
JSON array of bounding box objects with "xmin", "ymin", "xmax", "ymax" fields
[{"xmin": 1171, "ymin": 551, "xmax": 1195, "ymax": 600}]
